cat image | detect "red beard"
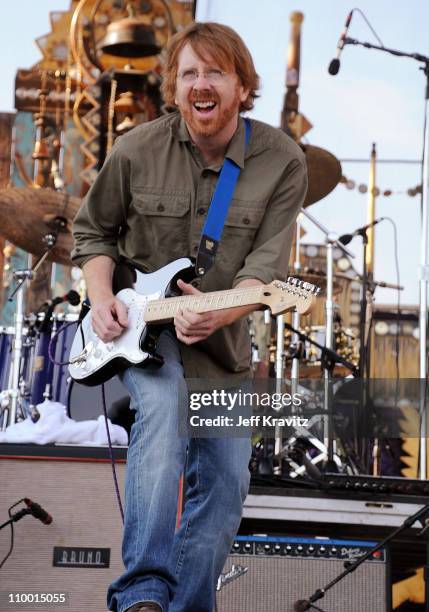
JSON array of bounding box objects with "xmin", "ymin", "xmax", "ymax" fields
[{"xmin": 180, "ymin": 87, "xmax": 242, "ymax": 138}]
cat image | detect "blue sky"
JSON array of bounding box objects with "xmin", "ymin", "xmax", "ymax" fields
[{"xmin": 2, "ymin": 0, "xmax": 428, "ymax": 305}]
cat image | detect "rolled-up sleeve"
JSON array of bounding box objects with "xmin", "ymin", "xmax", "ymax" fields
[
  {"xmin": 71, "ymin": 141, "xmax": 131, "ymax": 268},
  {"xmin": 233, "ymin": 156, "xmax": 308, "ymax": 286}
]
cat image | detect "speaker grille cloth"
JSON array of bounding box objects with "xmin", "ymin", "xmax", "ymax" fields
[{"xmin": 216, "ymin": 554, "xmax": 387, "ymax": 612}]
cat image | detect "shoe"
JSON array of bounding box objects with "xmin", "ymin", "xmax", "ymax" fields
[{"xmin": 126, "ymin": 604, "xmax": 162, "ymax": 612}]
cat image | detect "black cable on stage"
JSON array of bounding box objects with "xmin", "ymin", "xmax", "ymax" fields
[
  {"xmin": 48, "ymin": 319, "xmax": 81, "ymax": 366},
  {"xmin": 0, "ymin": 514, "xmax": 14, "ymax": 570},
  {"xmin": 0, "ymin": 499, "xmax": 25, "ymax": 570},
  {"xmin": 101, "ymin": 382, "xmax": 124, "ymax": 523}
]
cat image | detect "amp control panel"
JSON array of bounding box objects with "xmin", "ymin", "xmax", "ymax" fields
[{"xmin": 231, "ymin": 535, "xmax": 387, "ymax": 562}]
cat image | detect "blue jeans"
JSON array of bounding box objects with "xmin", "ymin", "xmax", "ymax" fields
[{"xmin": 107, "ymin": 330, "xmax": 251, "ymax": 612}]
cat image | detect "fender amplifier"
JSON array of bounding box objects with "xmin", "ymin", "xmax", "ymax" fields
[{"xmin": 216, "ymin": 535, "xmax": 390, "ymax": 612}]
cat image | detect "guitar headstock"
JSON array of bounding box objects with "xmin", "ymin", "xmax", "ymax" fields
[{"xmin": 261, "ymin": 277, "xmax": 320, "ymax": 315}]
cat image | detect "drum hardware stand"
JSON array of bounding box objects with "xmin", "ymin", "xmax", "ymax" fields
[
  {"xmin": 2, "ymin": 225, "xmax": 64, "ymax": 429},
  {"xmin": 340, "ymin": 34, "xmax": 429, "ymax": 480},
  {"xmin": 28, "ymin": 294, "xmax": 64, "ymax": 408},
  {"xmin": 273, "ymin": 313, "xmax": 286, "ymax": 474},
  {"xmin": 291, "ymin": 215, "xmax": 303, "ymax": 387},
  {"xmin": 273, "ymin": 211, "xmax": 355, "ymax": 476},
  {"xmin": 323, "ymin": 237, "xmax": 337, "ymax": 470},
  {"xmin": 283, "ymin": 321, "xmax": 358, "ymax": 476},
  {"xmin": 273, "ymin": 215, "xmax": 305, "ymax": 472},
  {"xmin": 283, "ymin": 437, "xmax": 323, "ymax": 481},
  {"xmin": 299, "ymin": 209, "xmax": 355, "ymax": 472},
  {"xmin": 274, "ymin": 214, "xmax": 314, "ymax": 473}
]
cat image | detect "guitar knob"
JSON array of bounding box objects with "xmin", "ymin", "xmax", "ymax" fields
[
  {"xmin": 106, "ymin": 342, "xmax": 114, "ymax": 352},
  {"xmin": 93, "ymin": 348, "xmax": 102, "ymax": 359}
]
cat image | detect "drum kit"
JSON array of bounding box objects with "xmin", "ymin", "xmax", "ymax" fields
[
  {"xmin": 251, "ymin": 216, "xmax": 361, "ymax": 382},
  {"xmin": 0, "ymin": 187, "xmax": 82, "ymax": 430},
  {"xmin": 0, "ymin": 311, "xmax": 80, "ymax": 426}
]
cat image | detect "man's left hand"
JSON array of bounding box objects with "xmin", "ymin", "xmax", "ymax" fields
[{"xmin": 174, "ymin": 278, "xmax": 231, "ymax": 345}]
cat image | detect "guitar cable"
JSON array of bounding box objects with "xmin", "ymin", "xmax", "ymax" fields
[{"xmin": 48, "ymin": 322, "xmax": 125, "ymax": 524}]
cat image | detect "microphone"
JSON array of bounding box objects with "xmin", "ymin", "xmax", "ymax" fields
[
  {"xmin": 24, "ymin": 498, "xmax": 53, "ymax": 525},
  {"xmin": 339, "ymin": 217, "xmax": 386, "ymax": 245},
  {"xmin": 294, "ymin": 600, "xmax": 311, "ymax": 612},
  {"xmin": 44, "ymin": 289, "xmax": 81, "ymax": 308},
  {"xmin": 328, "ymin": 10, "xmax": 354, "ymax": 75}
]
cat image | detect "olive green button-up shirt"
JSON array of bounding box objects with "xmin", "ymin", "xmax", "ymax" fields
[{"xmin": 72, "ymin": 111, "xmax": 307, "ymax": 379}]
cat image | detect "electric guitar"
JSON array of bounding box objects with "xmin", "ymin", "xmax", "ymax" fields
[{"xmin": 68, "ymin": 258, "xmax": 319, "ymax": 386}]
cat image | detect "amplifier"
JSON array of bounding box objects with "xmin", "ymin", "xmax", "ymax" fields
[
  {"xmin": 0, "ymin": 448, "xmax": 126, "ymax": 612},
  {"xmin": 216, "ymin": 535, "xmax": 390, "ymax": 612}
]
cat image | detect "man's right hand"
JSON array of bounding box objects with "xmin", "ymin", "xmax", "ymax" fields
[
  {"xmin": 82, "ymin": 256, "xmax": 129, "ymax": 343},
  {"xmin": 90, "ymin": 296, "xmax": 128, "ymax": 343}
]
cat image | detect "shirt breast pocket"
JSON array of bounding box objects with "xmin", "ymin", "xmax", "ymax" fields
[
  {"xmin": 130, "ymin": 188, "xmax": 191, "ymax": 258},
  {"xmin": 218, "ymin": 200, "xmax": 266, "ymax": 268}
]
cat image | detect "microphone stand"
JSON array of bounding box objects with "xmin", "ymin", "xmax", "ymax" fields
[
  {"xmin": 341, "ymin": 36, "xmax": 429, "ymax": 479},
  {"xmin": 295, "ymin": 502, "xmax": 429, "ymax": 612},
  {"xmin": 283, "ymin": 322, "xmax": 358, "ymax": 377}
]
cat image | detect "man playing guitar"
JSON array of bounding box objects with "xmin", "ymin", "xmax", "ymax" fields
[{"xmin": 72, "ymin": 21, "xmax": 307, "ymax": 612}]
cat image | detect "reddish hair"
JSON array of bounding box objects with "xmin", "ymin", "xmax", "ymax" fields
[{"xmin": 161, "ymin": 22, "xmax": 260, "ymax": 112}]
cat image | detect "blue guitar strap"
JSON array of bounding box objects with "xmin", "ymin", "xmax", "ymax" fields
[{"xmin": 195, "ymin": 117, "xmax": 251, "ymax": 276}]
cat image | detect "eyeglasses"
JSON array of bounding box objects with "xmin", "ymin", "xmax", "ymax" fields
[{"xmin": 177, "ymin": 69, "xmax": 228, "ymax": 84}]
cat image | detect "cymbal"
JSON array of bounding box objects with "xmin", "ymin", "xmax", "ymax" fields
[
  {"xmin": 0, "ymin": 187, "xmax": 81, "ymax": 266},
  {"xmin": 301, "ymin": 144, "xmax": 342, "ymax": 207}
]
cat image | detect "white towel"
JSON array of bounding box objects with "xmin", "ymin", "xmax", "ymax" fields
[{"xmin": 0, "ymin": 399, "xmax": 128, "ymax": 446}]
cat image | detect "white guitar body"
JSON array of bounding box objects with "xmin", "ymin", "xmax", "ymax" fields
[
  {"xmin": 68, "ymin": 258, "xmax": 194, "ymax": 386},
  {"xmin": 68, "ymin": 257, "xmax": 319, "ymax": 386}
]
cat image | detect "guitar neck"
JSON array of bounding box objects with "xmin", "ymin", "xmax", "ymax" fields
[{"xmin": 144, "ymin": 285, "xmax": 265, "ymax": 323}]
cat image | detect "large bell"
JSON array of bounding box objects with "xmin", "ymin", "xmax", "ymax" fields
[{"xmin": 99, "ymin": 13, "xmax": 161, "ymax": 58}]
